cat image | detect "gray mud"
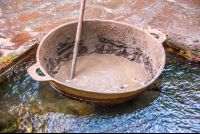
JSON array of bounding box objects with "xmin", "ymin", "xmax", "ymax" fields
[{"xmin": 54, "ymin": 54, "xmax": 149, "ymax": 93}]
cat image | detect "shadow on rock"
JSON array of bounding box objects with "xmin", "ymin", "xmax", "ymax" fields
[{"xmin": 93, "ymin": 90, "xmax": 160, "ymax": 117}]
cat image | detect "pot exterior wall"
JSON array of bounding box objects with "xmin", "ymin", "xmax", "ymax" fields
[{"xmin": 49, "ymin": 81, "xmax": 150, "ymax": 105}]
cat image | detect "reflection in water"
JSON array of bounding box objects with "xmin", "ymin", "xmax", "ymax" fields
[{"xmin": 0, "ymin": 53, "xmax": 199, "ymax": 133}]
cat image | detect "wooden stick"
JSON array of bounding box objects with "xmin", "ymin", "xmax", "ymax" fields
[{"xmin": 70, "ymin": 0, "xmax": 86, "ymax": 80}]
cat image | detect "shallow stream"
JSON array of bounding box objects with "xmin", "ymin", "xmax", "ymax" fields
[{"xmin": 0, "ymin": 52, "xmax": 199, "ymax": 133}]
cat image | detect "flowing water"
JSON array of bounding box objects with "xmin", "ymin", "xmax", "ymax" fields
[{"xmin": 0, "ymin": 52, "xmax": 199, "ymax": 133}]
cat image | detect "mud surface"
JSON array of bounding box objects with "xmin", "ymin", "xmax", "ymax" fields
[{"xmin": 54, "ymin": 54, "xmax": 148, "ymax": 93}]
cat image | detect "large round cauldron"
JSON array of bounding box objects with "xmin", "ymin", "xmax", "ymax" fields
[{"xmin": 28, "ymin": 20, "xmax": 166, "ymax": 105}]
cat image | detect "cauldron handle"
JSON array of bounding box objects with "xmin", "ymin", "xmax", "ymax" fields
[
  {"xmin": 145, "ymin": 29, "xmax": 166, "ymax": 44},
  {"xmin": 27, "ymin": 63, "xmax": 53, "ymax": 81}
]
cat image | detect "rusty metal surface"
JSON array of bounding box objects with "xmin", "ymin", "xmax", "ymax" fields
[{"xmin": 50, "ymin": 81, "xmax": 149, "ymax": 105}]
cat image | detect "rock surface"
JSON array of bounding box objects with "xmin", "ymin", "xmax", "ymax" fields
[{"xmin": 0, "ymin": 0, "xmax": 199, "ymax": 72}]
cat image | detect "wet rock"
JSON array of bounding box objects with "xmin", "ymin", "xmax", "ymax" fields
[
  {"xmin": 74, "ymin": 108, "xmax": 91, "ymax": 116},
  {"xmin": 148, "ymin": 76, "xmax": 163, "ymax": 92},
  {"xmin": 148, "ymin": 83, "xmax": 162, "ymax": 92},
  {"xmin": 0, "ymin": 115, "xmax": 17, "ymax": 133},
  {"xmin": 165, "ymin": 37, "xmax": 200, "ymax": 62},
  {"xmin": 0, "ymin": 122, "xmax": 17, "ymax": 133}
]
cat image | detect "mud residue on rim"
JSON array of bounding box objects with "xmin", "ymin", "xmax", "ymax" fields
[
  {"xmin": 38, "ymin": 21, "xmax": 165, "ymax": 86},
  {"xmin": 46, "ymin": 36, "xmax": 153, "ymax": 83}
]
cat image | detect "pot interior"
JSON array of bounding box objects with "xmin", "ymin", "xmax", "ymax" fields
[{"xmin": 38, "ymin": 20, "xmax": 165, "ymax": 86}]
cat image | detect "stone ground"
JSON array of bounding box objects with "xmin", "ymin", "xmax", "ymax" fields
[{"xmin": 0, "ymin": 0, "xmax": 200, "ymax": 73}]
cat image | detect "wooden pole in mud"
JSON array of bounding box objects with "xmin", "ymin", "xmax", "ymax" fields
[{"xmin": 70, "ymin": 0, "xmax": 86, "ymax": 80}]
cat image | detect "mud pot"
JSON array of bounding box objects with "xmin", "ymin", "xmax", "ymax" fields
[
  {"xmin": 54, "ymin": 54, "xmax": 148, "ymax": 93},
  {"xmin": 27, "ymin": 20, "xmax": 166, "ymax": 105}
]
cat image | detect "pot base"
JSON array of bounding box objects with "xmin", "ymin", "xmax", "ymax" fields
[{"xmin": 50, "ymin": 82, "xmax": 148, "ymax": 105}]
